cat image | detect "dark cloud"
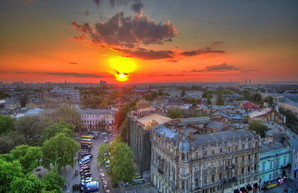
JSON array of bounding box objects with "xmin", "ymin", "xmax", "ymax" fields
[
  {"xmin": 93, "ymin": 0, "xmax": 101, "ymax": 7},
  {"xmin": 190, "ymin": 69, "xmax": 204, "ymax": 72},
  {"xmin": 47, "ymin": 72, "xmax": 104, "ymax": 78},
  {"xmin": 181, "ymin": 48, "xmax": 224, "ymax": 56},
  {"xmin": 206, "ymin": 63, "xmax": 240, "ymax": 71},
  {"xmin": 149, "ymin": 73, "xmax": 186, "ymax": 77},
  {"xmin": 115, "ymin": 48, "xmax": 174, "ymax": 60},
  {"xmin": 187, "ymin": 63, "xmax": 241, "ymax": 73},
  {"xmin": 131, "ymin": 2, "xmax": 143, "ymax": 13},
  {"xmin": 72, "ymin": 12, "xmax": 177, "ymax": 48}
]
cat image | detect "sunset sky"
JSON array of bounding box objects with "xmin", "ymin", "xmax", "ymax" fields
[{"xmin": 0, "ymin": 0, "xmax": 297, "ymax": 83}]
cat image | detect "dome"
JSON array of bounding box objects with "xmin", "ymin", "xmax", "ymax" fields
[
  {"xmin": 178, "ymin": 137, "xmax": 190, "ymax": 152},
  {"xmin": 137, "ymin": 99, "xmax": 151, "ymax": 110}
]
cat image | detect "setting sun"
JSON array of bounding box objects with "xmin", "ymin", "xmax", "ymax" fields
[
  {"xmin": 114, "ymin": 72, "xmax": 128, "ymax": 82},
  {"xmin": 109, "ymin": 56, "xmax": 137, "ymax": 82}
]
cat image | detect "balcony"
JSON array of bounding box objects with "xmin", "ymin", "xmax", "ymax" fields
[
  {"xmin": 226, "ymin": 164, "xmax": 235, "ymax": 170},
  {"xmin": 179, "ymin": 173, "xmax": 190, "ymax": 180},
  {"xmin": 158, "ymin": 168, "xmax": 164, "ymax": 174},
  {"xmin": 224, "ymin": 177, "xmax": 237, "ymax": 184}
]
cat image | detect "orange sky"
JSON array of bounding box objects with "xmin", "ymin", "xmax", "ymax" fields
[{"xmin": 0, "ymin": 0, "xmax": 297, "ymax": 83}]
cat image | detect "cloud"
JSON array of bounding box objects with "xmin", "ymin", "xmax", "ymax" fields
[
  {"xmin": 149, "ymin": 73, "xmax": 186, "ymax": 77},
  {"xmin": 181, "ymin": 48, "xmax": 224, "ymax": 56},
  {"xmin": 114, "ymin": 47, "xmax": 174, "ymax": 60},
  {"xmin": 131, "ymin": 2, "xmax": 143, "ymax": 13},
  {"xmin": 72, "ymin": 12, "xmax": 177, "ymax": 48},
  {"xmin": 206, "ymin": 63, "xmax": 240, "ymax": 71},
  {"xmin": 46, "ymin": 72, "xmax": 104, "ymax": 78}
]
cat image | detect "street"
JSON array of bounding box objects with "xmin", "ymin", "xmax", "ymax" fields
[{"xmin": 61, "ymin": 132, "xmax": 158, "ymax": 193}]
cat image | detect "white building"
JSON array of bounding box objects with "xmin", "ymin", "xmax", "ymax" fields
[{"xmin": 78, "ymin": 109, "xmax": 117, "ymax": 131}]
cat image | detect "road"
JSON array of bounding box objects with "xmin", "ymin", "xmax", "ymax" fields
[{"xmin": 61, "ymin": 132, "xmax": 158, "ymax": 193}]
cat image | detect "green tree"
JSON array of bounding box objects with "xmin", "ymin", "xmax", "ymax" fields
[
  {"xmin": 109, "ymin": 140, "xmax": 136, "ymax": 184},
  {"xmin": 14, "ymin": 116, "xmax": 50, "ymax": 146},
  {"xmin": 42, "ymin": 166, "xmax": 66, "ymax": 192},
  {"xmin": 49, "ymin": 105, "xmax": 81, "ymax": 128},
  {"xmin": 41, "ymin": 133, "xmax": 79, "ymax": 170},
  {"xmin": 8, "ymin": 173, "xmax": 45, "ymax": 193},
  {"xmin": 43, "ymin": 122, "xmax": 74, "ymax": 141},
  {"xmin": 216, "ymin": 91, "xmax": 224, "ymax": 105},
  {"xmin": 0, "ymin": 131, "xmax": 25, "ymax": 154},
  {"xmin": 207, "ymin": 94, "xmax": 212, "ymax": 105},
  {"xmin": 0, "ymin": 159, "xmax": 24, "ymax": 193},
  {"xmin": 10, "ymin": 145, "xmax": 42, "ymax": 173},
  {"xmin": 167, "ymin": 108, "xmax": 183, "ymax": 118},
  {"xmin": 0, "ymin": 91, "xmax": 10, "ymax": 99},
  {"xmin": 97, "ymin": 143, "xmax": 111, "ymax": 167},
  {"xmin": 202, "ymin": 91, "xmax": 213, "ymax": 98},
  {"xmin": 249, "ymin": 122, "xmax": 268, "ymax": 138},
  {"xmin": 0, "ymin": 115, "xmax": 15, "ymax": 135}
]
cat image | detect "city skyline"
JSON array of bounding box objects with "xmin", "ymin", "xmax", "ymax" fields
[{"xmin": 0, "ymin": 0, "xmax": 298, "ymax": 83}]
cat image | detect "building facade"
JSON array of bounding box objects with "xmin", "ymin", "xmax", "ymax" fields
[
  {"xmin": 151, "ymin": 123, "xmax": 261, "ymax": 193},
  {"xmin": 259, "ymin": 142, "xmax": 291, "ymax": 189},
  {"xmin": 78, "ymin": 109, "xmax": 117, "ymax": 131},
  {"xmin": 128, "ymin": 113, "xmax": 171, "ymax": 178}
]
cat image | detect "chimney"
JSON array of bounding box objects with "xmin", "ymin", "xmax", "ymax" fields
[{"xmin": 189, "ymin": 132, "xmax": 194, "ymax": 141}]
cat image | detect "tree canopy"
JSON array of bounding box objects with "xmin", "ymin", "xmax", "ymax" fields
[
  {"xmin": 249, "ymin": 121, "xmax": 268, "ymax": 138},
  {"xmin": 167, "ymin": 108, "xmax": 183, "ymax": 118},
  {"xmin": 43, "ymin": 122, "xmax": 74, "ymax": 141},
  {"xmin": 108, "ymin": 138, "xmax": 136, "ymax": 184},
  {"xmin": 10, "ymin": 145, "xmax": 42, "ymax": 173},
  {"xmin": 0, "ymin": 115, "xmax": 15, "ymax": 135},
  {"xmin": 42, "ymin": 133, "xmax": 79, "ymax": 169},
  {"xmin": 97, "ymin": 143, "xmax": 110, "ymax": 168}
]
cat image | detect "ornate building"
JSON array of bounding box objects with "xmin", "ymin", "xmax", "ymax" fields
[
  {"xmin": 151, "ymin": 122, "xmax": 261, "ymax": 193},
  {"xmin": 128, "ymin": 113, "xmax": 171, "ymax": 179}
]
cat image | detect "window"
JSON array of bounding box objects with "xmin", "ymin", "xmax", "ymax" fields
[
  {"xmin": 248, "ymin": 166, "xmax": 250, "ymax": 172},
  {"xmin": 284, "ymin": 157, "xmax": 287, "ymax": 165},
  {"xmin": 241, "ymin": 167, "xmax": 244, "ymax": 174},
  {"xmin": 255, "ymin": 153, "xmax": 258, "ymax": 159},
  {"xmin": 212, "ymin": 149, "xmax": 215, "ymax": 154},
  {"xmin": 196, "ymin": 152, "xmax": 199, "ymax": 158},
  {"xmin": 220, "ymin": 148, "xmax": 222, "ymax": 153},
  {"xmin": 181, "ymin": 180, "xmax": 185, "ymax": 189},
  {"xmin": 262, "ymin": 162, "xmax": 265, "ymax": 171},
  {"xmin": 235, "ymin": 157, "xmax": 238, "ymax": 163},
  {"xmin": 248, "ymin": 154, "xmax": 251, "ymax": 160},
  {"xmin": 204, "ymin": 150, "xmax": 207, "ymax": 156},
  {"xmin": 204, "ymin": 176, "xmax": 207, "ymax": 184},
  {"xmin": 219, "ymin": 173, "xmax": 222, "ymax": 180},
  {"xmin": 212, "ymin": 174, "xmax": 215, "ymax": 182},
  {"xmin": 195, "ymin": 178, "xmax": 199, "ymax": 186},
  {"xmin": 242, "ymin": 144, "xmax": 245, "ymax": 149},
  {"xmin": 242, "ymin": 155, "xmax": 245, "ymax": 161}
]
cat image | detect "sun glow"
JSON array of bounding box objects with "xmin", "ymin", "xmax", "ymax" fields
[{"xmin": 109, "ymin": 56, "xmax": 137, "ymax": 82}]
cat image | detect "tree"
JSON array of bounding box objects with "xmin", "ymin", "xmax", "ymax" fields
[
  {"xmin": 97, "ymin": 143, "xmax": 111, "ymax": 167},
  {"xmin": 167, "ymin": 108, "xmax": 183, "ymax": 118},
  {"xmin": 42, "ymin": 166, "xmax": 66, "ymax": 192},
  {"xmin": 0, "ymin": 91, "xmax": 10, "ymax": 99},
  {"xmin": 43, "ymin": 122, "xmax": 74, "ymax": 141},
  {"xmin": 207, "ymin": 94, "xmax": 212, "ymax": 105},
  {"xmin": 109, "ymin": 139, "xmax": 136, "ymax": 184},
  {"xmin": 14, "ymin": 116, "xmax": 50, "ymax": 146},
  {"xmin": 0, "ymin": 115, "xmax": 15, "ymax": 135},
  {"xmin": 202, "ymin": 91, "xmax": 213, "ymax": 98},
  {"xmin": 41, "ymin": 133, "xmax": 79, "ymax": 170},
  {"xmin": 216, "ymin": 91, "xmax": 224, "ymax": 105},
  {"xmin": 10, "ymin": 145, "xmax": 42, "ymax": 173},
  {"xmin": 49, "ymin": 105, "xmax": 81, "ymax": 128},
  {"xmin": 8, "ymin": 173, "xmax": 45, "ymax": 193},
  {"xmin": 249, "ymin": 122, "xmax": 268, "ymax": 138},
  {"xmin": 0, "ymin": 159, "xmax": 24, "ymax": 193},
  {"xmin": 0, "ymin": 131, "xmax": 25, "ymax": 154}
]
